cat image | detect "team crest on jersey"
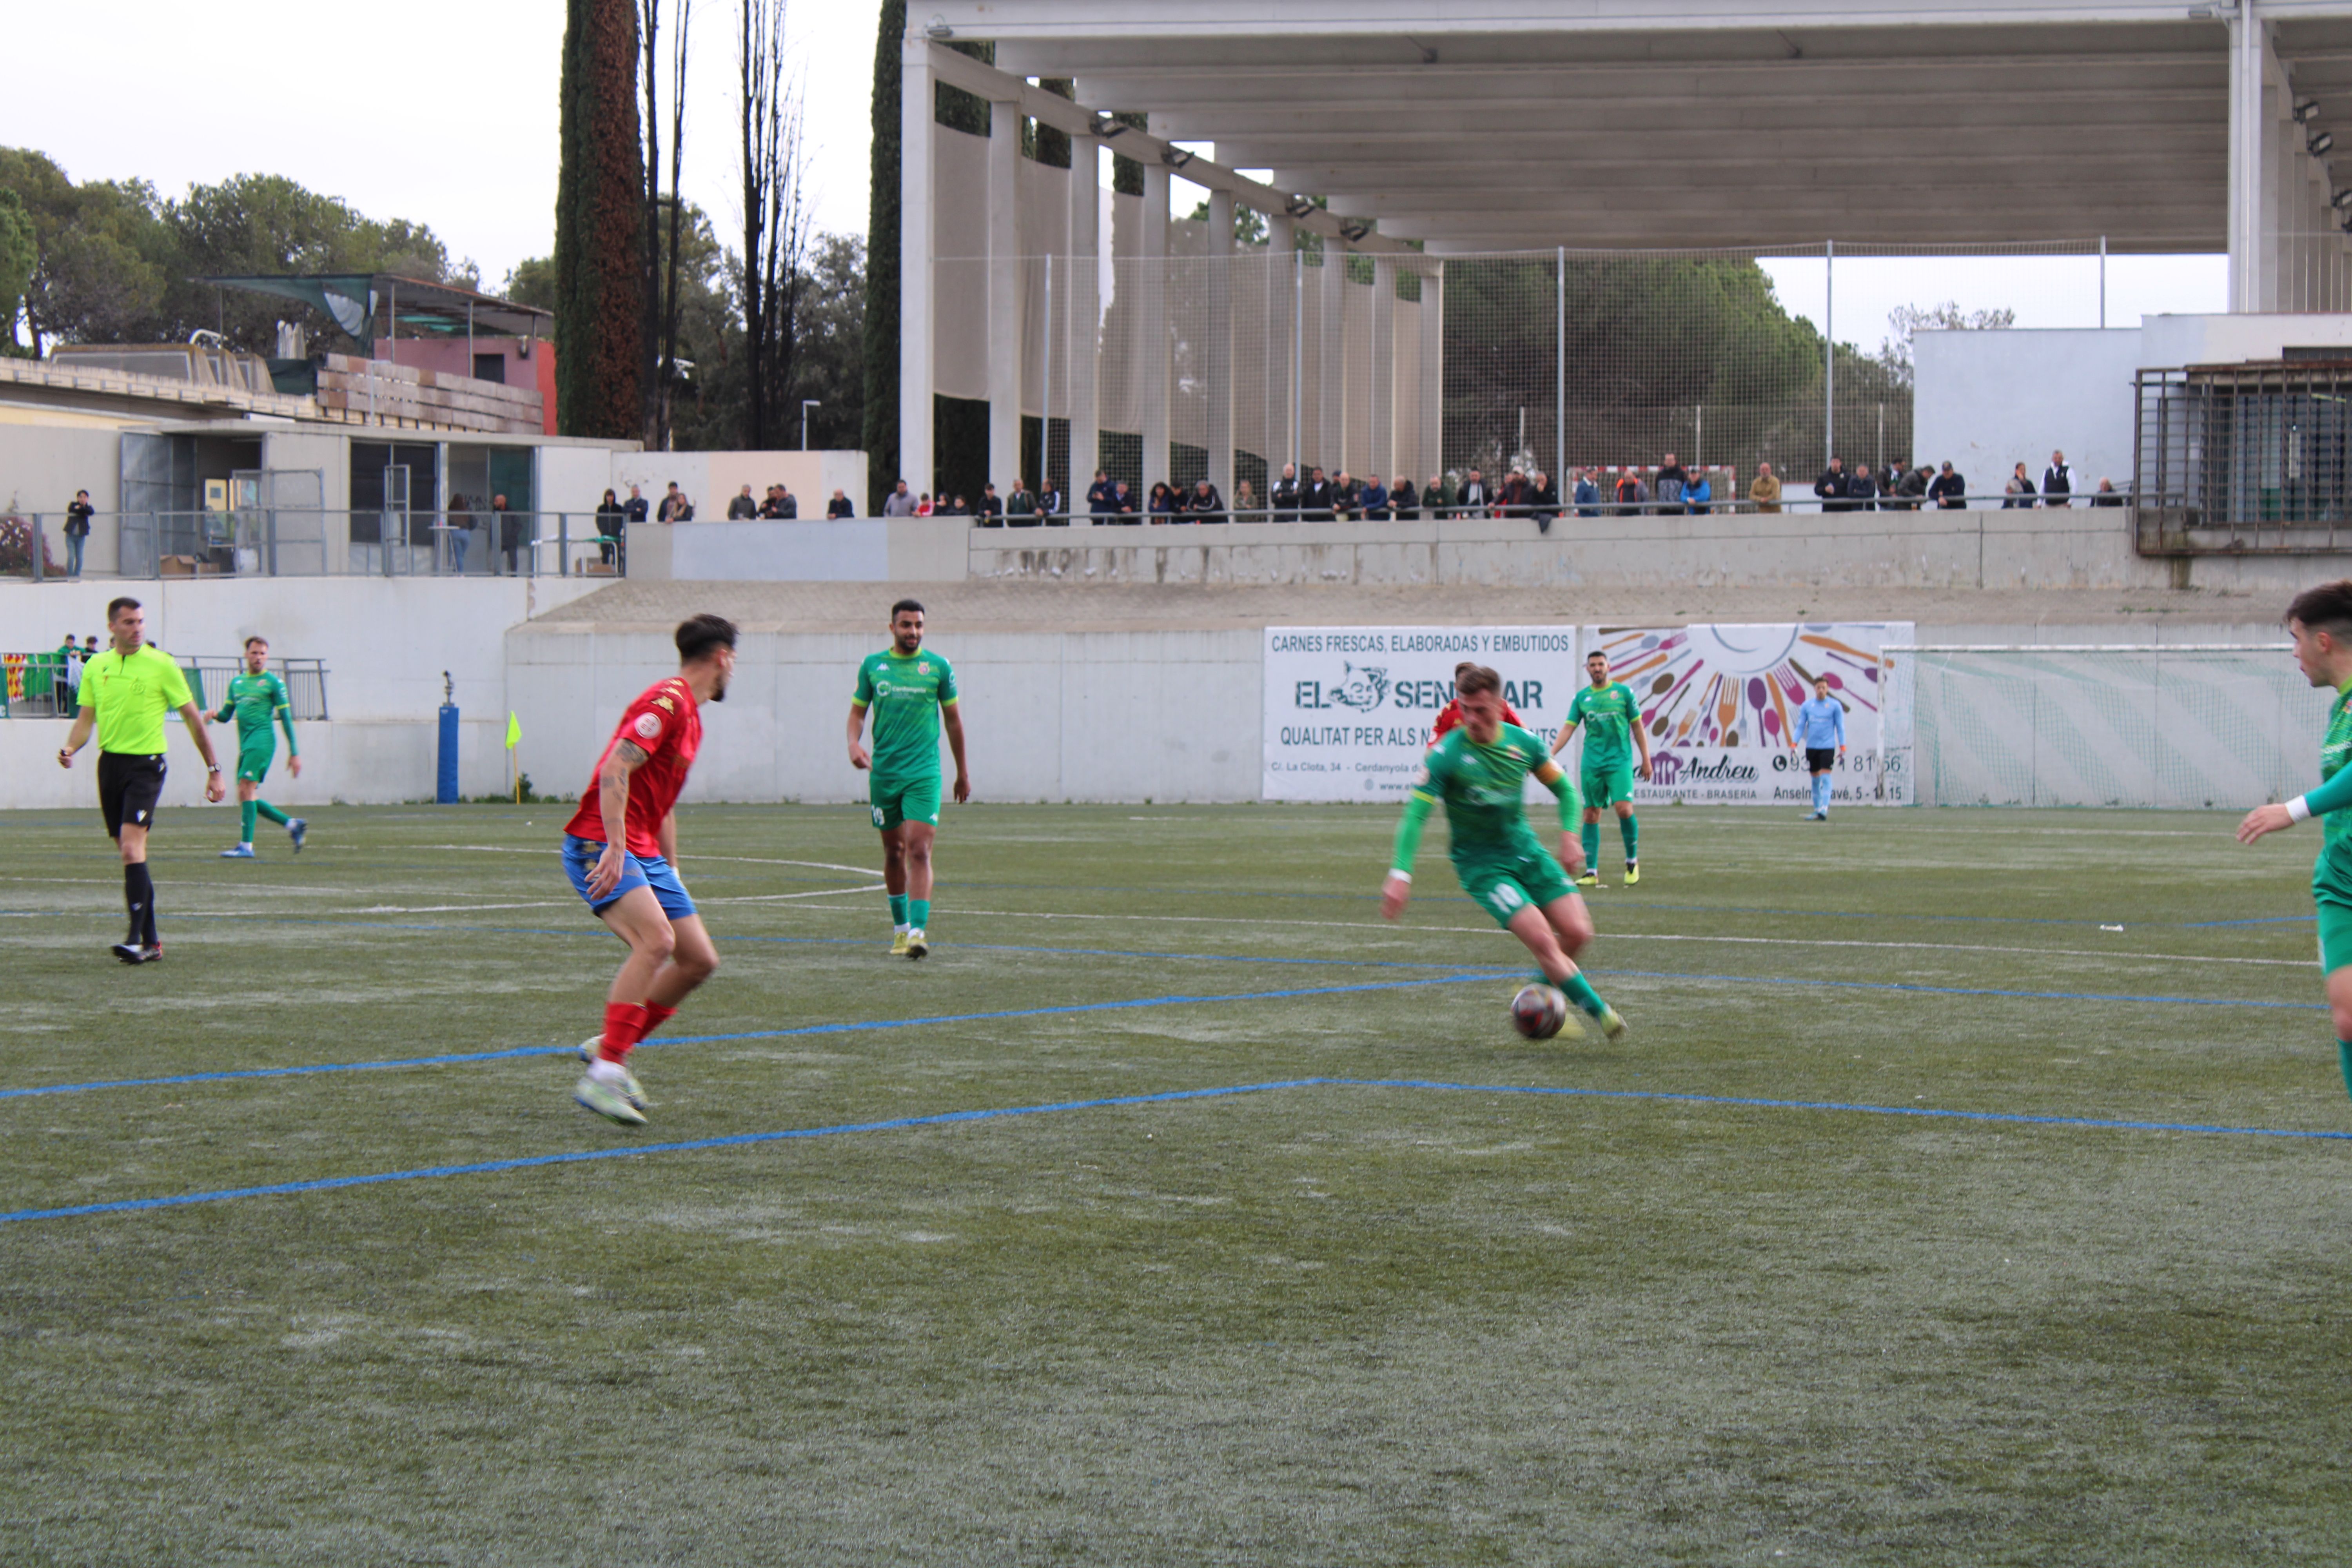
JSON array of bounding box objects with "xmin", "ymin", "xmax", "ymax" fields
[
  {"xmin": 918, "ymin": 662, "xmax": 932, "ymax": 674},
  {"xmin": 635, "ymin": 712, "xmax": 663, "ymax": 740}
]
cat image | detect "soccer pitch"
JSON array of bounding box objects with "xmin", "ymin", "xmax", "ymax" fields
[{"xmin": 7, "ymin": 802, "xmax": 2350, "ymax": 1564}]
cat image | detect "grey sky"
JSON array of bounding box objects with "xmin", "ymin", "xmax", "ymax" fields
[{"xmin": 11, "ymin": 0, "xmax": 2225, "ymax": 348}]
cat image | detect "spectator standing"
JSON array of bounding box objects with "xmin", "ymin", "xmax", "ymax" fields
[
  {"xmin": 54, "ymin": 631, "xmax": 82, "ymax": 713},
  {"xmin": 1271, "ymin": 464, "xmax": 1300, "ymax": 521},
  {"xmin": 777, "ymin": 486, "xmax": 799, "ymax": 519},
  {"xmin": 2043, "ymin": 450, "xmax": 2074, "ymax": 507},
  {"xmin": 624, "ymin": 484, "xmax": 650, "ymax": 541},
  {"xmin": 1392, "ymin": 475, "xmax": 1420, "ymax": 521},
  {"xmin": 1147, "ymin": 482, "xmax": 1177, "ymax": 522},
  {"xmin": 1039, "ymin": 481, "xmax": 1064, "ymax": 523},
  {"xmin": 1847, "ymin": 464, "xmax": 1880, "ymax": 512},
  {"xmin": 1898, "ymin": 463, "xmax": 1932, "ymax": 510},
  {"xmin": 2092, "ymin": 477, "xmax": 2124, "ymax": 507},
  {"xmin": 1455, "ymin": 468, "xmax": 1490, "ymax": 518},
  {"xmin": 1302, "ymin": 466, "xmax": 1335, "ymax": 522},
  {"xmin": 1191, "ymin": 478, "xmax": 1227, "ymax": 523},
  {"xmin": 1359, "ymin": 474, "xmax": 1390, "ymax": 521},
  {"xmin": 64, "ymin": 490, "xmax": 94, "ymax": 579},
  {"xmin": 2003, "ymin": 463, "xmax": 2036, "ymax": 509},
  {"xmin": 657, "ymin": 482, "xmax": 693, "ymax": 522},
  {"xmin": 1748, "ymin": 463, "xmax": 1782, "ymax": 514},
  {"xmin": 1652, "ymin": 454, "xmax": 1688, "ymax": 512},
  {"xmin": 828, "ymin": 489, "xmax": 855, "ymax": 519},
  {"xmin": 446, "ymin": 492, "xmax": 476, "ymax": 574},
  {"xmin": 1614, "ymin": 469, "xmax": 1649, "ymax": 517},
  {"xmin": 727, "ymin": 484, "xmax": 759, "ymax": 520},
  {"xmin": 1683, "ymin": 470, "xmax": 1711, "ymax": 516},
  {"xmin": 595, "ymin": 488, "xmax": 626, "ymax": 569},
  {"xmin": 916, "ymin": 492, "xmax": 934, "ymax": 516},
  {"xmin": 491, "ymin": 493, "xmax": 526, "ymax": 575},
  {"xmin": 1930, "ymin": 462, "xmax": 1967, "ymax": 508},
  {"xmin": 975, "ymin": 483, "xmax": 1005, "ymax": 525},
  {"xmin": 1575, "ymin": 468, "xmax": 1602, "ymax": 517},
  {"xmin": 1529, "ymin": 470, "xmax": 1560, "ymax": 532},
  {"xmin": 1813, "ymin": 457, "xmax": 1848, "ymax": 514},
  {"xmin": 1112, "ymin": 480, "xmax": 1138, "ymax": 521},
  {"xmin": 882, "ymin": 480, "xmax": 918, "ymax": 517},
  {"xmin": 1087, "ymin": 470, "xmax": 1117, "ymax": 519},
  {"xmin": 1006, "ymin": 478, "xmax": 1038, "ymax": 526},
  {"xmin": 1426, "ymin": 474, "xmax": 1451, "ymax": 515},
  {"xmin": 1229, "ymin": 480, "xmax": 1255, "ymax": 521}
]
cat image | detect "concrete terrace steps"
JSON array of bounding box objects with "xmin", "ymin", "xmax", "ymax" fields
[{"xmin": 524, "ymin": 578, "xmax": 2287, "ymax": 635}]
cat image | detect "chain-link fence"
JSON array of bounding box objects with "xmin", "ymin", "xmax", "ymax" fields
[{"xmin": 928, "ymin": 238, "xmax": 2114, "ymax": 513}]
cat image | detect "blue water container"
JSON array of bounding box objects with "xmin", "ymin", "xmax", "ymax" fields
[{"xmin": 437, "ymin": 704, "xmax": 460, "ymax": 804}]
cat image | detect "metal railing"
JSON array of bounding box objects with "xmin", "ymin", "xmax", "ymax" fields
[
  {"xmin": 0, "ymin": 510, "xmax": 630, "ymax": 581},
  {"xmin": 0, "ymin": 653, "xmax": 328, "ymax": 720},
  {"xmin": 957, "ymin": 488, "xmax": 2129, "ymax": 525},
  {"xmin": 2134, "ymin": 364, "xmax": 2352, "ymax": 555}
]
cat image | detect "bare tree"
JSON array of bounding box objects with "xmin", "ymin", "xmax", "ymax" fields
[
  {"xmin": 739, "ymin": 0, "xmax": 807, "ymax": 450},
  {"xmin": 639, "ymin": 0, "xmax": 691, "ymax": 448}
]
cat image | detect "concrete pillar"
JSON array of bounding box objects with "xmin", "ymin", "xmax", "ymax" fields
[
  {"xmin": 1140, "ymin": 162, "xmax": 1170, "ymax": 489},
  {"xmin": 899, "ymin": 38, "xmax": 935, "ymax": 497},
  {"xmin": 1267, "ymin": 216, "xmax": 1295, "ymax": 484},
  {"xmin": 1368, "ymin": 255, "xmax": 1396, "ymax": 484},
  {"xmin": 2262, "ymin": 54, "xmax": 2287, "ymax": 312},
  {"xmin": 1206, "ymin": 188, "xmax": 1235, "ymax": 507},
  {"xmin": 1419, "ymin": 261, "xmax": 1444, "ymax": 485},
  {"xmin": 986, "ymin": 96, "xmax": 1024, "ymax": 496},
  {"xmin": 1319, "ymin": 245, "xmax": 1345, "ymax": 475},
  {"xmin": 1067, "ymin": 132, "xmax": 1100, "ymax": 516}
]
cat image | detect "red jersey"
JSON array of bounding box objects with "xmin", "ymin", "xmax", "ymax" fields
[
  {"xmin": 562, "ymin": 675, "xmax": 702, "ymax": 857},
  {"xmin": 1428, "ymin": 697, "xmax": 1521, "ymax": 746}
]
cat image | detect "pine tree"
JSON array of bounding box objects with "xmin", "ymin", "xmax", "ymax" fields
[
  {"xmin": 554, "ymin": 0, "xmax": 645, "ymax": 439},
  {"xmin": 861, "ymin": 0, "xmax": 906, "ymax": 513}
]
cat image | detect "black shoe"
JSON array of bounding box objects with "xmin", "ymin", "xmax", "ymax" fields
[{"xmin": 112, "ymin": 942, "xmax": 161, "ymax": 964}]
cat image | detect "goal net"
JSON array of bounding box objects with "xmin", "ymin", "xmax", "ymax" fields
[{"xmin": 1878, "ymin": 644, "xmax": 2326, "ymax": 809}]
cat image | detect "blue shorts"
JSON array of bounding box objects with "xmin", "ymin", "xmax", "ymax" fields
[{"xmin": 563, "ymin": 834, "xmax": 697, "ymax": 921}]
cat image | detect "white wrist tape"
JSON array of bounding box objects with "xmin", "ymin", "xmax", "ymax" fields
[
  {"xmin": 1388, "ymin": 870, "xmax": 1412, "ymax": 883},
  {"xmin": 2288, "ymin": 795, "xmax": 2314, "ymax": 824}
]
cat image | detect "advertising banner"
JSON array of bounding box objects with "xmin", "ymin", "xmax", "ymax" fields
[
  {"xmin": 1579, "ymin": 622, "xmax": 1915, "ymax": 807},
  {"xmin": 1262, "ymin": 626, "xmax": 1585, "ymax": 801}
]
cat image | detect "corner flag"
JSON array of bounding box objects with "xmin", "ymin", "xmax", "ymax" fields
[{"xmin": 505, "ymin": 712, "xmax": 521, "ymax": 749}]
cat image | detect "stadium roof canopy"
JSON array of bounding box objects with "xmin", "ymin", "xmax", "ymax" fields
[
  {"xmin": 927, "ymin": 0, "xmax": 2352, "ymax": 267},
  {"xmin": 196, "ymin": 273, "xmax": 551, "ymax": 347}
]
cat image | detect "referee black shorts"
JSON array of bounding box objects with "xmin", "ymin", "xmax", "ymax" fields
[
  {"xmin": 1805, "ymin": 746, "xmax": 1837, "ymax": 775},
  {"xmin": 98, "ymin": 752, "xmax": 167, "ymax": 839}
]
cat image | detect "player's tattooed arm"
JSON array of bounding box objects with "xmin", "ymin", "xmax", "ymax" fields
[{"xmin": 587, "ymin": 740, "xmax": 650, "ymax": 900}]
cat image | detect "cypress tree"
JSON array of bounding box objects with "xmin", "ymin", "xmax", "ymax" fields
[
  {"xmin": 554, "ymin": 0, "xmax": 644, "ymax": 439},
  {"xmin": 862, "ymin": 0, "xmax": 906, "ymax": 513}
]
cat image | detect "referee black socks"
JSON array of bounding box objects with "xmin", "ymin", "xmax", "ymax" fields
[{"xmin": 123, "ymin": 862, "xmax": 157, "ymax": 947}]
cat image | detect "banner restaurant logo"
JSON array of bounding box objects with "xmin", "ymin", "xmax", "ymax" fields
[{"xmin": 1651, "ymin": 753, "xmax": 1759, "ymax": 786}]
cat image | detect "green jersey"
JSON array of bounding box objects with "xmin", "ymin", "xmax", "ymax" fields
[
  {"xmin": 853, "ymin": 647, "xmax": 959, "ymax": 780},
  {"xmin": 1415, "ymin": 723, "xmax": 1553, "ymax": 862},
  {"xmin": 80, "ymin": 644, "xmax": 193, "ymax": 755},
  {"xmin": 215, "ymin": 671, "xmax": 295, "ymax": 748},
  {"xmin": 2320, "ymin": 683, "xmax": 2352, "ymax": 864},
  {"xmin": 1567, "ymin": 681, "xmax": 1641, "ymax": 769}
]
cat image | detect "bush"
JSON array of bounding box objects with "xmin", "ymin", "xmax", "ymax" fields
[{"xmin": 0, "ymin": 510, "xmax": 59, "ymax": 577}]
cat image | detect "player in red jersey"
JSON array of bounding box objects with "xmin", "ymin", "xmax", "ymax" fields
[
  {"xmin": 1428, "ymin": 661, "xmax": 1520, "ymax": 746},
  {"xmin": 562, "ymin": 614, "xmax": 738, "ymax": 1126}
]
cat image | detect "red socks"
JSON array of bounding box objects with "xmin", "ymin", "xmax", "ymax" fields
[
  {"xmin": 599, "ymin": 1002, "xmax": 679, "ymax": 1063},
  {"xmin": 599, "ymin": 1002, "xmax": 650, "ymax": 1063}
]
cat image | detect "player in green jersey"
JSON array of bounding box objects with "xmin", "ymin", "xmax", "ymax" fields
[
  {"xmin": 207, "ymin": 635, "xmax": 307, "ymax": 858},
  {"xmin": 1385, "ymin": 664, "xmax": 1627, "ymax": 1041},
  {"xmin": 848, "ymin": 599, "xmax": 970, "ymax": 958},
  {"xmin": 1553, "ymin": 650, "xmax": 1654, "ymax": 886},
  {"xmin": 2238, "ymin": 580, "xmax": 2352, "ymax": 1100}
]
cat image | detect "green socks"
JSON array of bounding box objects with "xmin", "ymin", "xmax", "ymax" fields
[
  {"xmin": 240, "ymin": 800, "xmax": 257, "ymax": 842},
  {"xmin": 1581, "ymin": 822, "xmax": 1600, "ymax": 870},
  {"xmin": 256, "ymin": 800, "xmax": 290, "ymax": 826},
  {"xmin": 1620, "ymin": 812, "xmax": 1639, "ymax": 862},
  {"xmin": 2339, "ymin": 1041, "xmax": 2352, "ymax": 1100},
  {"xmin": 1557, "ymin": 970, "xmax": 1608, "ymax": 1020},
  {"xmin": 889, "ymin": 894, "xmax": 909, "ymax": 929},
  {"xmin": 910, "ymin": 898, "xmax": 931, "ymax": 930}
]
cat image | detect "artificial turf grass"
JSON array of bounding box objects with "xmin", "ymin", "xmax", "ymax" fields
[{"xmin": 2, "ymin": 802, "xmax": 2348, "ymax": 1564}]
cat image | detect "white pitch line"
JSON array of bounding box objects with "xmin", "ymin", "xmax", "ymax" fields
[
  {"xmin": 332, "ymin": 884, "xmax": 885, "ymax": 916},
  {"xmin": 755, "ymin": 901, "xmax": 2309, "ymax": 967}
]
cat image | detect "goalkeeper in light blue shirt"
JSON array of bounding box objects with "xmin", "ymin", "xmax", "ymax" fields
[{"xmin": 1792, "ymin": 674, "xmax": 1847, "ymax": 820}]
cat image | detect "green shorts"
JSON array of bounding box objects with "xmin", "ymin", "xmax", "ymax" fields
[
  {"xmin": 1457, "ymin": 845, "xmax": 1577, "ymax": 929},
  {"xmin": 236, "ymin": 737, "xmax": 276, "ymax": 785},
  {"xmin": 1581, "ymin": 759, "xmax": 1636, "ymax": 809},
  {"xmin": 2319, "ymin": 895, "xmax": 2352, "ymax": 974},
  {"xmin": 869, "ymin": 773, "xmax": 942, "ymax": 831}
]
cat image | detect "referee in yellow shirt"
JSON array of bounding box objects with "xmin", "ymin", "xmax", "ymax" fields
[{"xmin": 58, "ymin": 596, "xmax": 225, "ymax": 963}]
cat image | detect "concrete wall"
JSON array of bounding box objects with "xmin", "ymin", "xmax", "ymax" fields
[
  {"xmin": 0, "ymin": 421, "xmax": 138, "ymax": 575},
  {"xmin": 507, "ymin": 623, "xmax": 1262, "ymax": 806},
  {"xmin": 1912, "ymin": 327, "xmax": 2142, "ymax": 499},
  {"xmin": 608, "ymin": 451, "xmax": 867, "ymax": 523},
  {"xmin": 0, "ymin": 574, "xmax": 599, "ymax": 809},
  {"xmin": 626, "ymin": 517, "xmax": 972, "ymax": 583},
  {"xmin": 2140, "ymin": 311, "xmax": 2352, "ymax": 365}
]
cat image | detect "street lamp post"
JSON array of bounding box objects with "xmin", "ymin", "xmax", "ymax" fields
[{"xmin": 801, "ymin": 399, "xmax": 822, "ymax": 451}]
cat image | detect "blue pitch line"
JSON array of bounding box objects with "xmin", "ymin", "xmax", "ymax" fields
[
  {"xmin": 1607, "ymin": 969, "xmax": 2327, "ymax": 1012},
  {"xmin": 0, "ymin": 975, "xmax": 1498, "ymax": 1102},
  {"xmin": 7, "ymin": 1074, "xmax": 2348, "ymax": 1228},
  {"xmin": 2181, "ymin": 914, "xmax": 2319, "ymax": 929}
]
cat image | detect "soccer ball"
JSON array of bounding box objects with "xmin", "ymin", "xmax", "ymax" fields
[{"xmin": 1510, "ymin": 984, "xmax": 1569, "ymax": 1040}]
